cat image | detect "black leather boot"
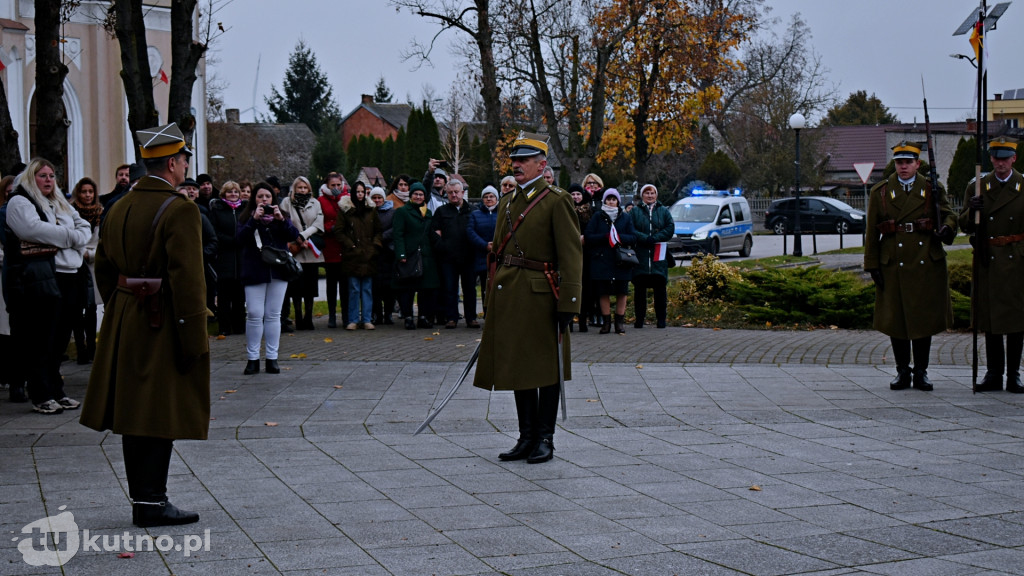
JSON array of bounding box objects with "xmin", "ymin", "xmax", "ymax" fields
[
  {"xmin": 1006, "ymin": 333, "xmax": 1024, "ymax": 393},
  {"xmin": 889, "ymin": 367, "xmax": 911, "ymax": 390},
  {"xmin": 912, "ymin": 369, "xmax": 933, "ymax": 391},
  {"xmin": 1007, "ymin": 373, "xmax": 1024, "ymax": 393},
  {"xmin": 614, "ymin": 314, "xmax": 626, "ymax": 334},
  {"xmin": 911, "ymin": 337, "xmax": 933, "ymax": 391},
  {"xmin": 599, "ymin": 315, "xmax": 612, "ymax": 334},
  {"xmin": 404, "ymin": 317, "xmax": 416, "ymax": 330},
  {"xmin": 133, "ymin": 500, "xmax": 200, "ymax": 528},
  {"xmin": 577, "ymin": 316, "xmax": 588, "ymax": 333},
  {"xmin": 975, "ymin": 372, "xmax": 1002, "ymax": 392},
  {"xmin": 265, "ymin": 359, "xmax": 280, "ymax": 374},
  {"xmin": 243, "ymin": 360, "xmax": 260, "ymax": 375},
  {"xmin": 527, "ymin": 385, "xmax": 560, "ymax": 464},
  {"xmin": 500, "ymin": 390, "xmax": 537, "ymax": 461}
]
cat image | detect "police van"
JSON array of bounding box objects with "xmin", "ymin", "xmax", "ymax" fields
[{"xmin": 667, "ymin": 190, "xmax": 753, "ymax": 257}]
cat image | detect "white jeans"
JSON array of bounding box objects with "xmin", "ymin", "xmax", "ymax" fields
[{"xmin": 244, "ymin": 279, "xmax": 288, "ymax": 360}]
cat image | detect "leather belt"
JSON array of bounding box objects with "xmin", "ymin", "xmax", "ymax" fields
[
  {"xmin": 878, "ymin": 218, "xmax": 934, "ymax": 235},
  {"xmin": 989, "ymin": 232, "xmax": 1024, "ymax": 247},
  {"xmin": 502, "ymin": 254, "xmax": 551, "ymax": 272}
]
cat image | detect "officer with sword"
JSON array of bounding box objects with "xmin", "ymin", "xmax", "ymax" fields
[{"xmin": 416, "ymin": 132, "xmax": 581, "ymax": 464}]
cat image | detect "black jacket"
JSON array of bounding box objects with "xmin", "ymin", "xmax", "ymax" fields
[
  {"xmin": 207, "ymin": 198, "xmax": 243, "ymax": 280},
  {"xmin": 429, "ymin": 200, "xmax": 473, "ymax": 265}
]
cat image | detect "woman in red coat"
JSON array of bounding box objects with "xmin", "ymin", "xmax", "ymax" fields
[{"xmin": 317, "ymin": 172, "xmax": 349, "ymax": 328}]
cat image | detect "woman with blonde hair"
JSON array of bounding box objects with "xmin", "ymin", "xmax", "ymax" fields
[
  {"xmin": 4, "ymin": 158, "xmax": 91, "ymax": 414},
  {"xmin": 279, "ymin": 176, "xmax": 324, "ymax": 329},
  {"xmin": 499, "ymin": 175, "xmax": 517, "ymax": 198}
]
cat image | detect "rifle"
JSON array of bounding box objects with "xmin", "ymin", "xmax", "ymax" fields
[{"xmin": 921, "ymin": 77, "xmax": 951, "ymax": 246}]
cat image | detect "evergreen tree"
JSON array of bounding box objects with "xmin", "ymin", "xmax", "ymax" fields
[
  {"xmin": 346, "ymin": 136, "xmax": 363, "ymax": 179},
  {"xmin": 947, "ymin": 137, "xmax": 976, "ymax": 201},
  {"xmin": 823, "ymin": 91, "xmax": 898, "ymax": 126},
  {"xmin": 265, "ymin": 39, "xmax": 341, "ymax": 134},
  {"xmin": 393, "ymin": 127, "xmax": 408, "ymax": 179},
  {"xmin": 310, "ymin": 119, "xmax": 346, "ymax": 184},
  {"xmin": 381, "ymin": 136, "xmax": 396, "ymax": 184},
  {"xmin": 421, "ymin": 106, "xmax": 442, "ymax": 162},
  {"xmin": 374, "ymin": 76, "xmax": 393, "ymax": 103},
  {"xmin": 403, "ymin": 108, "xmax": 423, "ymax": 175},
  {"xmin": 697, "ymin": 150, "xmax": 741, "ymax": 190}
]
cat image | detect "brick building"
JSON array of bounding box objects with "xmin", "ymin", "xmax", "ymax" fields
[{"xmin": 338, "ymin": 94, "xmax": 412, "ymax": 147}]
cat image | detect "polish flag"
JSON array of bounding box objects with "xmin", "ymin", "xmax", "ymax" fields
[
  {"xmin": 653, "ymin": 242, "xmax": 668, "ymax": 262},
  {"xmin": 305, "ymin": 239, "xmax": 322, "ymax": 259},
  {"xmin": 159, "ymin": 69, "xmax": 169, "ymax": 84},
  {"xmin": 608, "ymin": 225, "xmax": 620, "ymax": 247},
  {"xmin": 0, "ymin": 50, "xmax": 6, "ymax": 72}
]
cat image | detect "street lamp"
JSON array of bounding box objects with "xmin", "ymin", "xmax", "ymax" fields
[{"xmin": 789, "ymin": 112, "xmax": 805, "ymax": 257}]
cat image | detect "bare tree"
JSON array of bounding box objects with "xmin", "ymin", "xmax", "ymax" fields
[
  {"xmin": 391, "ymin": 0, "xmax": 502, "ymax": 172},
  {"xmin": 34, "ymin": 0, "xmax": 75, "ymax": 181},
  {"xmin": 0, "ymin": 75, "xmax": 22, "ymax": 176}
]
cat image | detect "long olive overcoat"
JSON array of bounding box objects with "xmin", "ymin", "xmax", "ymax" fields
[
  {"xmin": 864, "ymin": 172, "xmax": 956, "ymax": 340},
  {"xmin": 958, "ymin": 169, "xmax": 1024, "ymax": 334},
  {"xmin": 391, "ymin": 201, "xmax": 440, "ymax": 291},
  {"xmin": 80, "ymin": 177, "xmax": 211, "ymax": 440},
  {"xmin": 473, "ymin": 178, "xmax": 582, "ymax": 391}
]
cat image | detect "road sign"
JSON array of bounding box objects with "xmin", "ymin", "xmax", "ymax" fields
[{"xmin": 853, "ymin": 162, "xmax": 875, "ymax": 184}]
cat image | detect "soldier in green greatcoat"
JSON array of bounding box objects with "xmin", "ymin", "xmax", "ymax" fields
[
  {"xmin": 959, "ymin": 137, "xmax": 1024, "ymax": 393},
  {"xmin": 473, "ymin": 132, "xmax": 582, "ymax": 464},
  {"xmin": 864, "ymin": 141, "xmax": 957, "ymax": 391},
  {"xmin": 80, "ymin": 123, "xmax": 210, "ymax": 527}
]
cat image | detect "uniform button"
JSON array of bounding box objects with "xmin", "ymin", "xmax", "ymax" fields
[
  {"xmin": 920, "ymin": 260, "xmax": 924, "ymax": 265},
  {"xmin": 497, "ymin": 284, "xmax": 503, "ymax": 290},
  {"xmin": 571, "ymin": 297, "xmax": 577, "ymax": 302},
  {"xmin": 898, "ymin": 243, "xmax": 903, "ymax": 248},
  {"xmin": 918, "ymin": 241, "xmax": 923, "ymax": 246},
  {"xmin": 899, "ymin": 262, "xmax": 904, "ymax": 267},
  {"xmin": 179, "ymin": 319, "xmax": 185, "ymax": 324},
  {"xmin": 990, "ymin": 216, "xmax": 995, "ymax": 221}
]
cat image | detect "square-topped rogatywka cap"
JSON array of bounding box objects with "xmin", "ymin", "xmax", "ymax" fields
[
  {"xmin": 988, "ymin": 137, "xmax": 1018, "ymax": 159},
  {"xmin": 891, "ymin": 141, "xmax": 922, "ymax": 160},
  {"xmin": 136, "ymin": 122, "xmax": 192, "ymax": 159},
  {"xmin": 509, "ymin": 131, "xmax": 549, "ymax": 158}
]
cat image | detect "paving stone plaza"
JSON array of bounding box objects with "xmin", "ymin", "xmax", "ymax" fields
[{"xmin": 4, "ymin": 322, "xmax": 1024, "ymax": 575}]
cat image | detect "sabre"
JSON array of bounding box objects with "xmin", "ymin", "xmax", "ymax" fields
[
  {"xmin": 557, "ymin": 325, "xmax": 567, "ymax": 421},
  {"xmin": 413, "ymin": 342, "xmax": 481, "ymax": 435}
]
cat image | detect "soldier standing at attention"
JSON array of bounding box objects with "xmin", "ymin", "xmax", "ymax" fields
[
  {"xmin": 960, "ymin": 137, "xmax": 1024, "ymax": 393},
  {"xmin": 864, "ymin": 141, "xmax": 956, "ymax": 391},
  {"xmin": 473, "ymin": 132, "xmax": 582, "ymax": 464},
  {"xmin": 80, "ymin": 123, "xmax": 210, "ymax": 527}
]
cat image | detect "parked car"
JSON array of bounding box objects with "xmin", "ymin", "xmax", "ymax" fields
[
  {"xmin": 764, "ymin": 196, "xmax": 865, "ymax": 235},
  {"xmin": 667, "ymin": 190, "xmax": 753, "ymax": 257}
]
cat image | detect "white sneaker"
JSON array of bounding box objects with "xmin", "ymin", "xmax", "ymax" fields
[
  {"xmin": 363, "ymin": 322, "xmax": 375, "ymax": 330},
  {"xmin": 33, "ymin": 400, "xmax": 64, "ymax": 415},
  {"xmin": 56, "ymin": 397, "xmax": 80, "ymax": 410},
  {"xmin": 345, "ymin": 323, "xmax": 358, "ymax": 331}
]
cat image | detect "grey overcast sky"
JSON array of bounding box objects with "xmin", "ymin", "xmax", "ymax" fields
[{"xmin": 210, "ymin": 1, "xmax": 1023, "ymax": 125}]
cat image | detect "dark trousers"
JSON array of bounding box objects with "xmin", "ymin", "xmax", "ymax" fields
[
  {"xmin": 216, "ymin": 276, "xmax": 246, "ymax": 334},
  {"xmin": 12, "ymin": 291, "xmax": 63, "ymax": 404},
  {"xmin": 289, "ymin": 265, "xmax": 319, "ymax": 325},
  {"xmin": 891, "ymin": 336, "xmax": 932, "ymax": 372},
  {"xmin": 323, "ymin": 262, "xmax": 349, "ymax": 324},
  {"xmin": 440, "ymin": 261, "xmax": 476, "ymax": 323},
  {"xmin": 122, "ymin": 435, "xmax": 174, "ymax": 503},
  {"xmin": 985, "ymin": 332, "xmax": 1024, "ymax": 376},
  {"xmin": 72, "ymin": 266, "xmax": 97, "ymax": 361},
  {"xmin": 632, "ymin": 274, "xmax": 667, "ymax": 325},
  {"xmin": 399, "ymin": 288, "xmax": 435, "ymax": 320},
  {"xmin": 372, "ymin": 276, "xmax": 396, "ymax": 323}
]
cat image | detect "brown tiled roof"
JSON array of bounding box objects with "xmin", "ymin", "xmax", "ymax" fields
[
  {"xmin": 341, "ymin": 102, "xmax": 412, "ymax": 130},
  {"xmin": 206, "ymin": 122, "xmax": 315, "ymax": 184},
  {"xmin": 0, "ymin": 18, "xmax": 29, "ymax": 31},
  {"xmin": 815, "ymin": 125, "xmax": 889, "ymax": 174}
]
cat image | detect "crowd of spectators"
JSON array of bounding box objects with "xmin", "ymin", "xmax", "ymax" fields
[{"xmin": 0, "ymin": 156, "xmax": 675, "ymax": 401}]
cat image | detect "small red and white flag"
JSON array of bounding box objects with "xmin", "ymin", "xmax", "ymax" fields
[
  {"xmin": 305, "ymin": 239, "xmax": 322, "ymax": 259},
  {"xmin": 0, "ymin": 50, "xmax": 7, "ymax": 72},
  {"xmin": 608, "ymin": 225, "xmax": 620, "ymax": 247},
  {"xmin": 653, "ymin": 242, "xmax": 668, "ymax": 262},
  {"xmin": 159, "ymin": 69, "xmax": 169, "ymax": 84}
]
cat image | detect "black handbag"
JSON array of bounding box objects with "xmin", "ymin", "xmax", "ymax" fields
[
  {"xmin": 394, "ymin": 248, "xmax": 423, "ymax": 280},
  {"xmin": 614, "ymin": 244, "xmax": 640, "ymax": 267},
  {"xmin": 294, "ymin": 207, "xmax": 325, "ymax": 252},
  {"xmin": 256, "ymin": 230, "xmax": 303, "ymax": 281}
]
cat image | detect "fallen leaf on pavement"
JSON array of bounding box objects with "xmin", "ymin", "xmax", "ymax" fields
[
  {"xmin": 324, "ymin": 338, "xmax": 333, "ymax": 343},
  {"xmin": 224, "ymin": 389, "xmax": 237, "ymax": 394},
  {"xmin": 265, "ymin": 422, "xmax": 278, "ymax": 427},
  {"xmin": 333, "ymin": 385, "xmax": 343, "ymax": 389},
  {"xmin": 750, "ymin": 485, "xmax": 761, "ymax": 491},
  {"xmin": 117, "ymin": 552, "xmax": 134, "ymax": 559}
]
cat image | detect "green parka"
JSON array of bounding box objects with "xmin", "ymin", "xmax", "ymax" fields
[
  {"xmin": 391, "ymin": 200, "xmax": 439, "ymax": 290},
  {"xmin": 630, "ymin": 200, "xmax": 675, "ymax": 278}
]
